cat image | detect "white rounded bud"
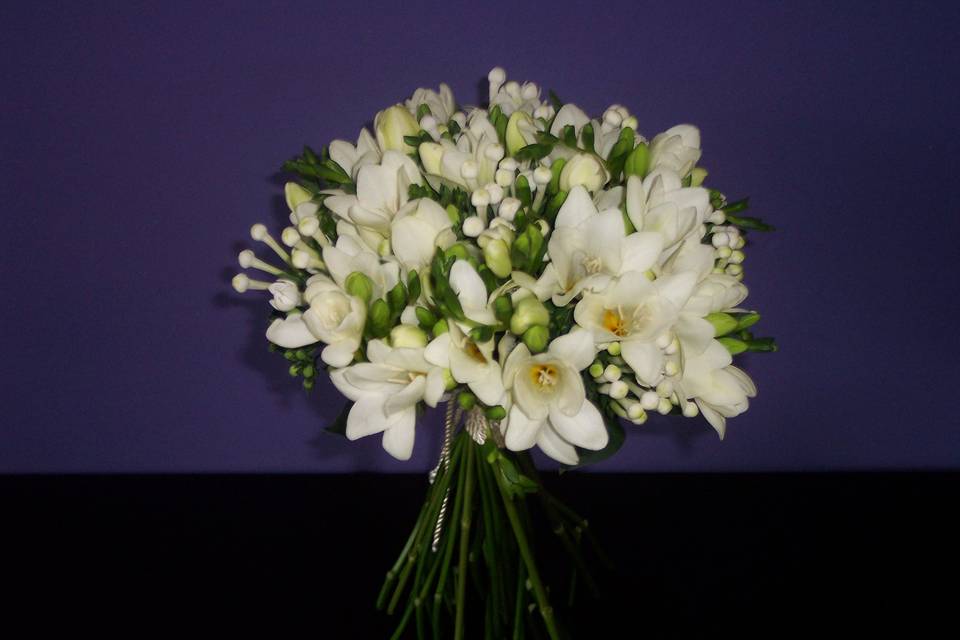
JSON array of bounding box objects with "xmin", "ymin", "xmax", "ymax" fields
[
  {"xmin": 656, "ymin": 380, "xmax": 674, "ymax": 397},
  {"xmin": 250, "ymin": 223, "xmax": 268, "ymax": 241},
  {"xmin": 729, "ymin": 250, "xmax": 745, "ymax": 265},
  {"xmin": 463, "ymin": 216, "xmax": 485, "ymax": 237},
  {"xmin": 664, "ymin": 360, "xmax": 680, "ymax": 377},
  {"xmin": 298, "ymin": 216, "xmax": 319, "ymax": 237},
  {"xmin": 603, "ymin": 364, "xmax": 621, "ymax": 382},
  {"xmin": 657, "ymin": 398, "xmax": 673, "ymax": 415},
  {"xmin": 603, "ymin": 109, "xmax": 623, "ymax": 127},
  {"xmin": 640, "ymin": 391, "xmax": 660, "ymax": 410},
  {"xmin": 281, "ymin": 227, "xmax": 300, "ymax": 247},
  {"xmin": 682, "ymin": 403, "xmax": 700, "ymax": 418},
  {"xmin": 485, "ymin": 183, "xmax": 504, "ymax": 204},
  {"xmin": 488, "ymin": 67, "xmax": 506, "ymax": 86},
  {"xmin": 232, "ymin": 273, "xmax": 250, "ymax": 293},
  {"xmin": 717, "ymin": 246, "xmax": 732, "ymax": 259},
  {"xmin": 609, "ymin": 380, "xmax": 628, "ymax": 399},
  {"xmin": 712, "ymin": 232, "xmax": 730, "ymax": 248},
  {"xmin": 471, "ymin": 189, "xmax": 490, "ymax": 208}
]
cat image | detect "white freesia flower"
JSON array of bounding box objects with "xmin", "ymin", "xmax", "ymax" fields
[
  {"xmin": 575, "ymin": 270, "xmax": 698, "ymax": 385},
  {"xmin": 487, "ymin": 67, "xmax": 544, "ymax": 117},
  {"xmin": 331, "ymin": 339, "xmax": 447, "ymax": 460},
  {"xmin": 406, "ymin": 83, "xmax": 456, "ymax": 124},
  {"xmin": 531, "ymin": 186, "xmax": 662, "ymax": 306},
  {"xmin": 419, "ymin": 114, "xmax": 502, "ymax": 190},
  {"xmin": 676, "ymin": 339, "xmax": 756, "ymax": 438},
  {"xmin": 390, "ymin": 198, "xmax": 456, "ymax": 273},
  {"xmin": 322, "ymin": 234, "xmax": 400, "ymax": 301},
  {"xmin": 425, "ymin": 322, "xmax": 504, "ymax": 406},
  {"xmin": 649, "ymin": 124, "xmax": 702, "ymax": 177},
  {"xmin": 301, "ymin": 275, "xmax": 366, "ymax": 367},
  {"xmin": 329, "ymin": 128, "xmax": 381, "ymax": 180},
  {"xmin": 268, "ymin": 279, "xmax": 301, "ymax": 312},
  {"xmin": 500, "ymin": 329, "xmax": 606, "ymax": 464},
  {"xmin": 625, "ymin": 170, "xmax": 711, "ymax": 255},
  {"xmin": 448, "ymin": 260, "xmax": 497, "ymax": 325},
  {"xmin": 324, "ymin": 151, "xmax": 424, "ymax": 254}
]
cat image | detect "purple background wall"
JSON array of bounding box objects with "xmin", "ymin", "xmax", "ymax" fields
[{"xmin": 1, "ymin": 1, "xmax": 958, "ymax": 472}]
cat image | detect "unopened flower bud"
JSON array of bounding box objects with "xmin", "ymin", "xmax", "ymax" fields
[
  {"xmin": 390, "ymin": 325, "xmax": 428, "ymax": 349},
  {"xmin": 640, "ymin": 391, "xmax": 660, "ymax": 410},
  {"xmin": 510, "ymin": 296, "xmax": 550, "ymax": 335},
  {"xmin": 483, "ymin": 238, "xmax": 512, "ymax": 278},
  {"xmin": 682, "ymin": 403, "xmax": 700, "ymax": 418},
  {"xmin": 705, "ymin": 312, "xmax": 738, "ymax": 337},
  {"xmin": 559, "ymin": 153, "xmax": 607, "ymax": 192},
  {"xmin": 463, "ymin": 216, "xmax": 485, "ymax": 237},
  {"xmin": 344, "ymin": 271, "xmax": 374, "ymax": 303},
  {"xmin": 624, "ymin": 143, "xmax": 650, "ymax": 178},
  {"xmin": 493, "ymin": 296, "xmax": 513, "ymax": 324},
  {"xmin": 268, "ymin": 279, "xmax": 301, "ymax": 312},
  {"xmin": 589, "ymin": 361, "xmax": 604, "ymax": 379},
  {"xmin": 521, "ymin": 325, "xmax": 549, "ymax": 353},
  {"xmin": 284, "ymin": 182, "xmax": 313, "ymax": 211},
  {"xmin": 505, "ymin": 111, "xmax": 535, "ymax": 155},
  {"xmin": 603, "ymin": 364, "xmax": 621, "ymax": 382},
  {"xmin": 375, "ymin": 104, "xmax": 420, "ymax": 153}
]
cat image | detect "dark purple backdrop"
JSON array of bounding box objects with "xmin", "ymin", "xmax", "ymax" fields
[{"xmin": 1, "ymin": 1, "xmax": 958, "ymax": 472}]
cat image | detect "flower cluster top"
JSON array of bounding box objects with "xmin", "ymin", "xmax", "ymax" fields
[{"xmin": 232, "ymin": 67, "xmax": 776, "ymax": 465}]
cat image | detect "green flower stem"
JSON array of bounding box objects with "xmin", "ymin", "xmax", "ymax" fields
[
  {"xmin": 378, "ymin": 498, "xmax": 430, "ymax": 610},
  {"xmin": 513, "ymin": 557, "xmax": 527, "ymax": 640},
  {"xmin": 389, "ymin": 437, "xmax": 463, "ymax": 615},
  {"xmin": 518, "ymin": 454, "xmax": 601, "ymax": 599},
  {"xmin": 492, "ymin": 459, "xmax": 562, "ymax": 640},
  {"xmin": 432, "ymin": 434, "xmax": 470, "ymax": 639},
  {"xmin": 474, "ymin": 444, "xmax": 505, "ymax": 634},
  {"xmin": 453, "ymin": 437, "xmax": 477, "ymax": 640}
]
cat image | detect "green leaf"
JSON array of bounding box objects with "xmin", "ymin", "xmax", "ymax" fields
[
  {"xmin": 548, "ymin": 89, "xmax": 563, "ymax": 111},
  {"xmin": 513, "ymin": 143, "xmax": 552, "ymax": 162},
  {"xmin": 581, "ymin": 123, "xmax": 594, "ymax": 152},
  {"xmin": 722, "ymin": 198, "xmax": 750, "ymax": 214},
  {"xmin": 725, "ymin": 213, "xmax": 776, "ymax": 232},
  {"xmin": 324, "ymin": 401, "xmax": 353, "ymax": 437},
  {"xmin": 406, "ymin": 270, "xmax": 421, "ymax": 304}
]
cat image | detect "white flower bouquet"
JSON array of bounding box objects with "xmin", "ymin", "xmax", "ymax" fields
[{"xmin": 231, "ymin": 67, "xmax": 776, "ymax": 638}]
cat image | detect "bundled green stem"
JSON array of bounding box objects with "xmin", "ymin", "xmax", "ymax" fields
[{"xmin": 378, "ymin": 413, "xmax": 604, "ymax": 639}]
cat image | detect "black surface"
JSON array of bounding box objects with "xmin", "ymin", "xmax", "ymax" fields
[{"xmin": 3, "ymin": 473, "xmax": 956, "ymax": 636}]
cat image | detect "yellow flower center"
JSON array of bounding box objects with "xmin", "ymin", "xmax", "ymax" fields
[
  {"xmin": 529, "ymin": 364, "xmax": 560, "ymax": 389},
  {"xmin": 602, "ymin": 309, "xmax": 628, "ymax": 337},
  {"xmin": 465, "ymin": 341, "xmax": 487, "ymax": 363}
]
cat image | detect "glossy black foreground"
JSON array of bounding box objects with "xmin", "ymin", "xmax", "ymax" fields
[{"xmin": 2, "ymin": 473, "xmax": 955, "ymax": 637}]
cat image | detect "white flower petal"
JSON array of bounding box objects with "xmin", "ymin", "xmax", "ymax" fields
[
  {"xmin": 547, "ymin": 329, "xmax": 596, "ymax": 372},
  {"xmin": 469, "ymin": 363, "xmax": 505, "ymax": 406},
  {"xmin": 321, "ymin": 339, "xmax": 358, "ymax": 367},
  {"xmin": 266, "ymin": 315, "xmax": 317, "ymax": 349},
  {"xmin": 381, "ymin": 409, "xmax": 417, "ymax": 460},
  {"xmin": 548, "ymin": 399, "xmax": 608, "ymax": 451},
  {"xmin": 536, "ymin": 425, "xmax": 580, "ymax": 465},
  {"xmin": 384, "ymin": 376, "xmax": 427, "ymax": 415},
  {"xmin": 554, "ymin": 186, "xmax": 597, "ymax": 229},
  {"xmin": 346, "ymin": 394, "xmax": 391, "ymax": 440},
  {"xmin": 504, "ymin": 404, "xmax": 544, "ymax": 451},
  {"xmin": 621, "ymin": 339, "xmax": 664, "ymax": 386}
]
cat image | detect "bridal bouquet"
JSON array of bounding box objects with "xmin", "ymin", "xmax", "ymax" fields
[{"xmin": 231, "ymin": 67, "xmax": 775, "ymax": 638}]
